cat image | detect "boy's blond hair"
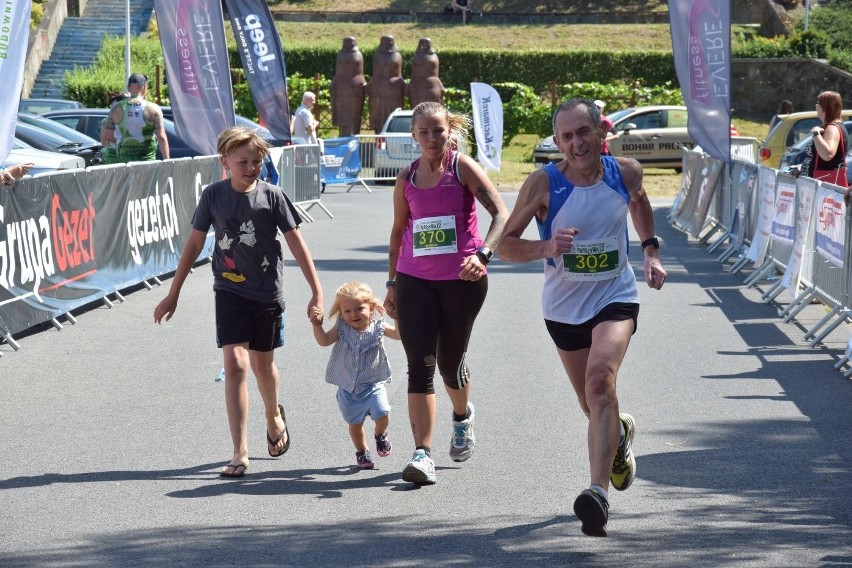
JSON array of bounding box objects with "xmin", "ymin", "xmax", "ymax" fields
[
  {"xmin": 217, "ymin": 126, "xmax": 270, "ymax": 158},
  {"xmin": 329, "ymin": 281, "xmax": 385, "ymax": 320}
]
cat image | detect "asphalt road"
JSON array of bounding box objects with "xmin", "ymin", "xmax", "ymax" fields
[{"xmin": 1, "ymin": 185, "xmax": 850, "ymax": 567}]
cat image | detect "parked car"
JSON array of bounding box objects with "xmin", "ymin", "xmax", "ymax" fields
[
  {"xmin": 159, "ymin": 107, "xmax": 287, "ymax": 146},
  {"xmin": 374, "ymin": 108, "xmax": 470, "ymax": 178},
  {"xmin": 14, "ymin": 120, "xmax": 102, "ymax": 167},
  {"xmin": 760, "ymin": 109, "xmax": 852, "ymax": 169},
  {"xmin": 18, "ymin": 112, "xmax": 103, "ymax": 166},
  {"xmin": 533, "ymin": 105, "xmax": 696, "ymax": 170},
  {"xmin": 4, "ymin": 138, "xmax": 86, "ymax": 176},
  {"xmin": 41, "ymin": 109, "xmax": 200, "ymax": 159},
  {"xmin": 18, "ymin": 98, "xmax": 85, "ymax": 114},
  {"xmin": 778, "ymin": 120, "xmax": 852, "ymax": 186}
]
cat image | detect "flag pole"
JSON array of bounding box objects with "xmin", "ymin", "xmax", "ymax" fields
[{"xmin": 125, "ymin": 0, "xmax": 131, "ymax": 83}]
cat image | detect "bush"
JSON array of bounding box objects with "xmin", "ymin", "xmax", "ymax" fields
[
  {"xmin": 788, "ymin": 29, "xmax": 832, "ymax": 59},
  {"xmin": 31, "ymin": 1, "xmax": 44, "ymax": 29}
]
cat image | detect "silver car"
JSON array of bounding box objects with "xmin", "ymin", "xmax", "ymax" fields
[
  {"xmin": 5, "ymin": 138, "xmax": 86, "ymax": 176},
  {"xmin": 374, "ymin": 108, "xmax": 470, "ymax": 179}
]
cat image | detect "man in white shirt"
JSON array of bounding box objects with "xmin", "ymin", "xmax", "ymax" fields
[{"xmin": 293, "ymin": 91, "xmax": 319, "ymax": 144}]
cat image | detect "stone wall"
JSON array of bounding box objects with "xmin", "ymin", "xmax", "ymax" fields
[
  {"xmin": 22, "ymin": 0, "xmax": 89, "ymax": 98},
  {"xmin": 733, "ymin": 58, "xmax": 852, "ymax": 117},
  {"xmin": 24, "ymin": 0, "xmax": 66, "ymax": 98},
  {"xmin": 732, "ymin": 0, "xmax": 793, "ymax": 37}
]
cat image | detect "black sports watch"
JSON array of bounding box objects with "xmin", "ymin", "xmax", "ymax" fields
[
  {"xmin": 641, "ymin": 237, "xmax": 660, "ymax": 251},
  {"xmin": 476, "ymin": 246, "xmax": 493, "ymax": 265}
]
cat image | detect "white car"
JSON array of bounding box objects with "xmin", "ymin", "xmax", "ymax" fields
[
  {"xmin": 533, "ymin": 105, "xmax": 696, "ymax": 170},
  {"xmin": 374, "ymin": 108, "xmax": 470, "ymax": 179},
  {"xmin": 5, "ymin": 138, "xmax": 86, "ymax": 176}
]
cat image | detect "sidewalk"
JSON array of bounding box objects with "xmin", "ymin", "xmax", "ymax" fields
[{"xmin": 1, "ymin": 186, "xmax": 850, "ymax": 567}]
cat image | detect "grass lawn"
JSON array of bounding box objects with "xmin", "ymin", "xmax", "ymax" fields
[{"xmin": 270, "ymin": 1, "xmax": 669, "ymax": 14}]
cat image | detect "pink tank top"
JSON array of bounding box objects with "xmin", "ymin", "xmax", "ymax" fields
[{"xmin": 395, "ymin": 151, "xmax": 484, "ymax": 281}]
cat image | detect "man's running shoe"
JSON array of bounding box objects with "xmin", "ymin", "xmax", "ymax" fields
[
  {"xmin": 573, "ymin": 488, "xmax": 610, "ymax": 537},
  {"xmin": 375, "ymin": 433, "xmax": 392, "ymax": 457},
  {"xmin": 402, "ymin": 449, "xmax": 436, "ymax": 485},
  {"xmin": 449, "ymin": 402, "xmax": 476, "ymax": 462},
  {"xmin": 611, "ymin": 413, "xmax": 636, "ymax": 491}
]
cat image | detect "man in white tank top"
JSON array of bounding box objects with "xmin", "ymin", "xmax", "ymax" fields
[{"xmin": 499, "ymin": 98, "xmax": 667, "ymax": 537}]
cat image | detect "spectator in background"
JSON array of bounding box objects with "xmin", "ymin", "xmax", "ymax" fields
[
  {"xmin": 802, "ymin": 90, "xmax": 849, "ymax": 195},
  {"xmin": 768, "ymin": 99, "xmax": 794, "ymax": 133},
  {"xmin": 1, "ymin": 163, "xmax": 34, "ymax": 188},
  {"xmin": 595, "ymin": 99, "xmax": 618, "ymax": 156},
  {"xmin": 100, "ymin": 92, "xmax": 127, "ymax": 163},
  {"xmin": 103, "ymin": 73, "xmax": 169, "ymax": 163},
  {"xmin": 293, "ymin": 92, "xmax": 320, "ymax": 145},
  {"xmin": 451, "ymin": 0, "xmax": 472, "ymax": 24}
]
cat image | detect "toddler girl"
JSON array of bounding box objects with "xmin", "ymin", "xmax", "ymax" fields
[{"xmin": 310, "ymin": 282, "xmax": 400, "ymax": 469}]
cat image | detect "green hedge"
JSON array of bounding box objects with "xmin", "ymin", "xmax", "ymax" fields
[
  {"xmin": 282, "ymin": 47, "xmax": 677, "ymax": 93},
  {"xmin": 64, "ymin": 37, "xmax": 682, "ymax": 143}
]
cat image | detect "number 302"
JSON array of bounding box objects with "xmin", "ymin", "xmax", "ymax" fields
[{"xmin": 575, "ymin": 253, "xmax": 609, "ymax": 270}]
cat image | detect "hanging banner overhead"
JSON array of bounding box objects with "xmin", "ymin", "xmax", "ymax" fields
[
  {"xmin": 470, "ymin": 83, "xmax": 503, "ymax": 172},
  {"xmin": 225, "ymin": 0, "xmax": 292, "ymax": 143},
  {"xmin": 668, "ymin": 0, "xmax": 731, "ymax": 164},
  {"xmin": 0, "ymin": 0, "xmax": 32, "ymax": 164},
  {"xmin": 153, "ymin": 0, "xmax": 235, "ymax": 155}
]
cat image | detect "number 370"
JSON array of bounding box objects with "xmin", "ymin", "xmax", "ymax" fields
[{"xmin": 418, "ymin": 230, "xmax": 446, "ymax": 245}]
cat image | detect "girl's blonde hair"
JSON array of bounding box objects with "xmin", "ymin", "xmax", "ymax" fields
[
  {"xmin": 217, "ymin": 125, "xmax": 270, "ymax": 158},
  {"xmin": 411, "ymin": 101, "xmax": 472, "ymax": 148},
  {"xmin": 329, "ymin": 281, "xmax": 385, "ymax": 320}
]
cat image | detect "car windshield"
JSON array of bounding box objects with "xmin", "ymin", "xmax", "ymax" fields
[
  {"xmin": 19, "ymin": 113, "xmax": 98, "ymax": 145},
  {"xmin": 385, "ymin": 116, "xmax": 412, "ymax": 133},
  {"xmin": 17, "ymin": 122, "xmax": 78, "ymax": 147},
  {"xmin": 607, "ymin": 109, "xmax": 634, "ymax": 123},
  {"xmin": 788, "ymin": 120, "xmax": 852, "ymax": 152},
  {"xmin": 12, "ymin": 138, "xmax": 35, "ymax": 149}
]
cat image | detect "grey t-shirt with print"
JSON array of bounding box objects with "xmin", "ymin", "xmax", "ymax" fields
[{"xmin": 192, "ymin": 179, "xmax": 302, "ymax": 304}]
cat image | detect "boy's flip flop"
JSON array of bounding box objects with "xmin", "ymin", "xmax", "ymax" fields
[
  {"xmin": 220, "ymin": 463, "xmax": 247, "ymax": 478},
  {"xmin": 267, "ymin": 403, "xmax": 290, "ymax": 457}
]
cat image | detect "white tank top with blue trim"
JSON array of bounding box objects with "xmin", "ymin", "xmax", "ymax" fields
[{"xmin": 535, "ymin": 157, "xmax": 639, "ymax": 324}]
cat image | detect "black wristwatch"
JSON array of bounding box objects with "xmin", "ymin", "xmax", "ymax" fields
[
  {"xmin": 641, "ymin": 237, "xmax": 660, "ymax": 251},
  {"xmin": 476, "ymin": 246, "xmax": 493, "ymax": 265}
]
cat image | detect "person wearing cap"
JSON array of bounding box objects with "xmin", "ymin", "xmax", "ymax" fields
[
  {"xmin": 594, "ymin": 99, "xmax": 619, "ymax": 156},
  {"xmin": 103, "ymin": 73, "xmax": 169, "ymax": 163}
]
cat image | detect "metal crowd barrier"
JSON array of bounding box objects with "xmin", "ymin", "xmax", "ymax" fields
[
  {"xmin": 0, "ymin": 151, "xmax": 328, "ymax": 352},
  {"xmin": 277, "ymin": 144, "xmax": 333, "ymax": 221},
  {"xmin": 669, "ymin": 141, "xmax": 852, "ymax": 376},
  {"xmin": 354, "ymin": 133, "xmax": 421, "ymax": 187}
]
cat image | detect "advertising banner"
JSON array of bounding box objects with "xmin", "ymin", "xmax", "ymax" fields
[
  {"xmin": 225, "ymin": 0, "xmax": 292, "ymax": 143},
  {"xmin": 470, "ymin": 83, "xmax": 503, "ymax": 172},
  {"xmin": 814, "ymin": 185, "xmax": 846, "ymax": 268},
  {"xmin": 320, "ymin": 137, "xmax": 361, "ymax": 184},
  {"xmin": 0, "ymin": 158, "xmax": 221, "ymax": 337},
  {"xmin": 732, "ymin": 162, "xmax": 758, "ymax": 249},
  {"xmin": 153, "ymin": 0, "xmax": 235, "ymax": 155},
  {"xmin": 781, "ymin": 179, "xmax": 816, "ymax": 294},
  {"xmin": 688, "ymin": 154, "xmax": 723, "ymax": 238},
  {"xmin": 746, "ymin": 167, "xmax": 776, "ymax": 265},
  {"xmin": 0, "ymin": 0, "xmax": 31, "ymax": 164},
  {"xmin": 771, "ymin": 178, "xmax": 796, "ymax": 244},
  {"xmin": 669, "ymin": 0, "xmax": 731, "ymax": 164}
]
